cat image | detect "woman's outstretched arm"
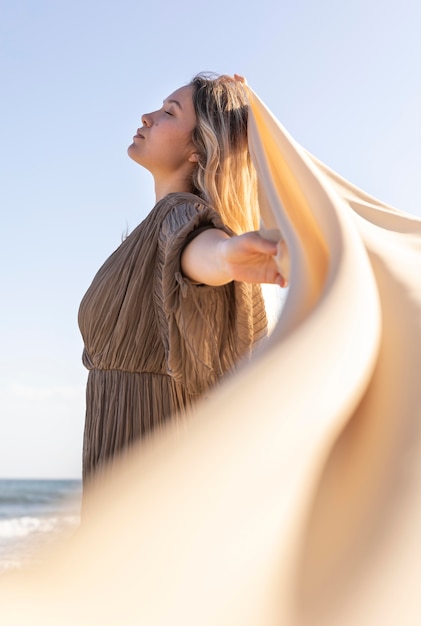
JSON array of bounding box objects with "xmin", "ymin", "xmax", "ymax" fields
[{"xmin": 181, "ymin": 228, "xmax": 288, "ymax": 287}]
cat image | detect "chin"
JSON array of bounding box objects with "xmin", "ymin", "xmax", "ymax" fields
[{"xmin": 127, "ymin": 144, "xmax": 139, "ymax": 162}]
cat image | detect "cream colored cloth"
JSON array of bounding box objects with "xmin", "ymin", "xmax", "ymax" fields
[{"xmin": 1, "ymin": 89, "xmax": 421, "ymax": 626}]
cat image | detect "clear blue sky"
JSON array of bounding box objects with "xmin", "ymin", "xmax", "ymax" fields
[{"xmin": 1, "ymin": 0, "xmax": 420, "ymax": 478}]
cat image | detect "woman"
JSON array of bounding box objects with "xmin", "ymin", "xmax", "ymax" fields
[{"xmin": 78, "ymin": 73, "xmax": 286, "ymax": 490}]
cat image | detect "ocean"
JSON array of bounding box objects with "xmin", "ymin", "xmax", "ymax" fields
[{"xmin": 0, "ymin": 479, "xmax": 82, "ymax": 574}]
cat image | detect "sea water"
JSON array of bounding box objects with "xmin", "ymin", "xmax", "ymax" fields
[{"xmin": 0, "ymin": 479, "xmax": 81, "ymax": 573}]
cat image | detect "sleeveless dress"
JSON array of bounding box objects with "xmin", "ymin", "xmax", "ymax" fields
[{"xmin": 78, "ymin": 192, "xmax": 268, "ymax": 485}]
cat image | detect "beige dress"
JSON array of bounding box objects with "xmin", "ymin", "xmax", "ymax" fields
[{"xmin": 78, "ymin": 192, "xmax": 267, "ymax": 484}]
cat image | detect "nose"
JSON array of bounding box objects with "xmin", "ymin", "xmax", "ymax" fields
[{"xmin": 141, "ymin": 112, "xmax": 152, "ymax": 127}]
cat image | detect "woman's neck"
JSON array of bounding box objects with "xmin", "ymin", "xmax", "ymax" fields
[{"xmin": 153, "ymin": 170, "xmax": 194, "ymax": 204}]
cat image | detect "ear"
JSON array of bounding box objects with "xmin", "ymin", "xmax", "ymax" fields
[{"xmin": 188, "ymin": 152, "xmax": 200, "ymax": 163}]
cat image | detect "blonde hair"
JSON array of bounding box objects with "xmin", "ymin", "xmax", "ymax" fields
[{"xmin": 189, "ymin": 73, "xmax": 259, "ymax": 234}]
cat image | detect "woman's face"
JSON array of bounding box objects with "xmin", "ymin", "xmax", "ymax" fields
[{"xmin": 128, "ymin": 84, "xmax": 198, "ymax": 178}]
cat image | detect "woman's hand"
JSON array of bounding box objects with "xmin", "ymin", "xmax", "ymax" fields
[
  {"xmin": 181, "ymin": 229, "xmax": 288, "ymax": 288},
  {"xmin": 219, "ymin": 231, "xmax": 287, "ymax": 287},
  {"xmin": 233, "ymin": 74, "xmax": 247, "ymax": 84}
]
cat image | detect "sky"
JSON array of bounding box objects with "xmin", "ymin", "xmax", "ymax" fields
[{"xmin": 1, "ymin": 0, "xmax": 420, "ymax": 478}]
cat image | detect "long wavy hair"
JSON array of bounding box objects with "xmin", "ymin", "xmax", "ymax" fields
[{"xmin": 189, "ymin": 73, "xmax": 259, "ymax": 234}]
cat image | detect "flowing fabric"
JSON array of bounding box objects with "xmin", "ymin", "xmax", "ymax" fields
[{"xmin": 1, "ymin": 88, "xmax": 421, "ymax": 625}]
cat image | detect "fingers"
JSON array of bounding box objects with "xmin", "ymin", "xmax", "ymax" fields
[
  {"xmin": 226, "ymin": 232, "xmax": 288, "ymax": 288},
  {"xmin": 275, "ymin": 239, "xmax": 290, "ymax": 285},
  {"xmin": 278, "ymin": 274, "xmax": 288, "ymax": 288},
  {"xmin": 233, "ymin": 73, "xmax": 247, "ymax": 85},
  {"xmin": 243, "ymin": 231, "xmax": 278, "ymax": 255},
  {"xmin": 256, "ymin": 231, "xmax": 289, "ymax": 287},
  {"xmin": 245, "ymin": 234, "xmax": 288, "ymax": 287},
  {"xmin": 275, "ymin": 274, "xmax": 286, "ymax": 288}
]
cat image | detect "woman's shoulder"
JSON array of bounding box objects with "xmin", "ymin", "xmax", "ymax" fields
[
  {"xmin": 154, "ymin": 191, "xmax": 223, "ymax": 228},
  {"xmin": 159, "ymin": 191, "xmax": 212, "ymax": 211},
  {"xmin": 156, "ymin": 192, "xmax": 228, "ymax": 242}
]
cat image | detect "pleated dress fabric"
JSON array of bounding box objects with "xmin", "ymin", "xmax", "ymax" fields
[{"xmin": 78, "ymin": 192, "xmax": 268, "ymax": 484}]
